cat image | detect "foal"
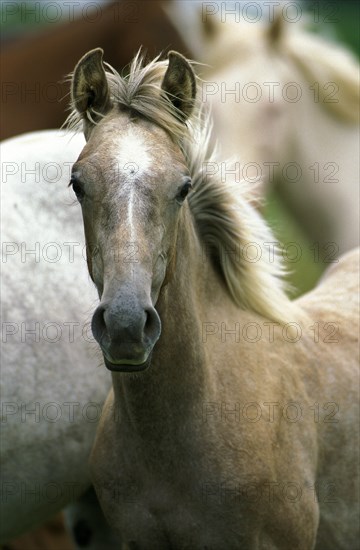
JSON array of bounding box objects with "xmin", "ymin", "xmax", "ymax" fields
[{"xmin": 68, "ymin": 49, "xmax": 359, "ymax": 549}]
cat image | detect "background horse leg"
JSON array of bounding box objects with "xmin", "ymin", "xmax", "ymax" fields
[{"xmin": 64, "ymin": 487, "xmax": 121, "ymax": 549}]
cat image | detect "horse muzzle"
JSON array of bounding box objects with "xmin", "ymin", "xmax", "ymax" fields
[{"xmin": 91, "ymin": 297, "xmax": 161, "ymax": 372}]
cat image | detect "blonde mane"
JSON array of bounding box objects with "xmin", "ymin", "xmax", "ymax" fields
[
  {"xmin": 67, "ymin": 53, "xmax": 300, "ymax": 326},
  {"xmin": 185, "ymin": 114, "xmax": 300, "ymax": 326}
]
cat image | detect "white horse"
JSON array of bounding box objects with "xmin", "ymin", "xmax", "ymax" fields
[
  {"xmin": 168, "ymin": 8, "xmax": 360, "ymax": 258},
  {"xmin": 0, "ymin": 130, "xmax": 118, "ymax": 547}
]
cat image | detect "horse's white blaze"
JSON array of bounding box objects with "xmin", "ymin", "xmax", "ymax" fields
[
  {"xmin": 128, "ymin": 184, "xmax": 137, "ymax": 243},
  {"xmin": 117, "ymin": 129, "xmax": 152, "ymax": 240}
]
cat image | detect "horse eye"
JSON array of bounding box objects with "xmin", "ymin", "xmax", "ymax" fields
[
  {"xmin": 177, "ymin": 180, "xmax": 192, "ymax": 203},
  {"xmin": 70, "ymin": 176, "xmax": 84, "ymax": 201}
]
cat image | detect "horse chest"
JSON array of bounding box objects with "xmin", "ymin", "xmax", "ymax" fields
[
  {"xmin": 98, "ymin": 468, "xmax": 256, "ymax": 549},
  {"xmin": 93, "ymin": 428, "xmax": 273, "ymax": 548}
]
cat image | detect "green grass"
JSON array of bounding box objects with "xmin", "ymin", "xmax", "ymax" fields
[{"xmin": 264, "ymin": 189, "xmax": 325, "ymax": 298}]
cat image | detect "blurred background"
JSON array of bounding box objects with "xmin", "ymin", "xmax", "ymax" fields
[{"xmin": 1, "ymin": 1, "xmax": 359, "ymax": 548}]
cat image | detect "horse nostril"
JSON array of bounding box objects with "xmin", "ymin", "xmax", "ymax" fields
[
  {"xmin": 91, "ymin": 304, "xmax": 106, "ymax": 344},
  {"xmin": 144, "ymin": 307, "xmax": 161, "ymax": 342}
]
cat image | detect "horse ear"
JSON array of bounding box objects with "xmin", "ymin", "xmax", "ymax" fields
[
  {"xmin": 71, "ymin": 48, "xmax": 112, "ymax": 124},
  {"xmin": 202, "ymin": 13, "xmax": 219, "ymax": 39},
  {"xmin": 201, "ymin": 8, "xmax": 223, "ymax": 41},
  {"xmin": 161, "ymin": 51, "xmax": 196, "ymax": 121},
  {"xmin": 267, "ymin": 11, "xmax": 284, "ymax": 45}
]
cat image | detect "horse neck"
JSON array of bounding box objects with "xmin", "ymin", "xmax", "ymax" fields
[
  {"xmin": 111, "ymin": 205, "xmax": 227, "ymax": 437},
  {"xmin": 283, "ymin": 65, "xmax": 358, "ymax": 169}
]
